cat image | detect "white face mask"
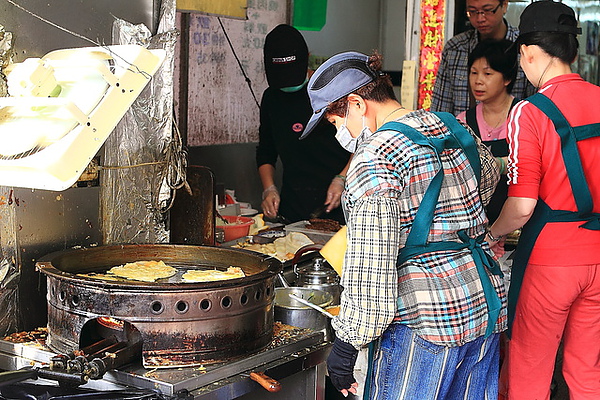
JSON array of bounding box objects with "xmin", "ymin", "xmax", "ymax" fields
[
  {"xmin": 361, "ymin": 116, "xmax": 373, "ymax": 138},
  {"xmin": 335, "ymin": 105, "xmax": 357, "ymax": 153},
  {"xmin": 335, "ymin": 126, "xmax": 357, "ymax": 153}
]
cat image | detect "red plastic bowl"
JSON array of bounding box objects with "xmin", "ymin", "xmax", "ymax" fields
[{"xmin": 217, "ymin": 215, "xmax": 254, "ymax": 242}]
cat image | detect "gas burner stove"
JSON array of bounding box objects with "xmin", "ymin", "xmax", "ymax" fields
[
  {"xmin": 0, "ymin": 325, "xmax": 328, "ymax": 399},
  {"xmin": 104, "ymin": 326, "xmax": 323, "ymax": 396}
]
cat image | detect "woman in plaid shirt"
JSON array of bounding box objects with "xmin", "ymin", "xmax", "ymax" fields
[{"xmin": 301, "ymin": 51, "xmax": 506, "ymax": 399}]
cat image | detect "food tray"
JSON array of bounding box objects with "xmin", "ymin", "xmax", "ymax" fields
[{"xmin": 284, "ymin": 220, "xmax": 336, "ymax": 245}]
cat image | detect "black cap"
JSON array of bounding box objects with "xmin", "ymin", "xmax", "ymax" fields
[
  {"xmin": 263, "ymin": 25, "xmax": 308, "ymax": 89},
  {"xmin": 519, "ymin": 0, "xmax": 581, "ymax": 36}
]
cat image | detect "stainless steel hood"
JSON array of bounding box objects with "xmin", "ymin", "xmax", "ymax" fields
[{"xmin": 0, "ymin": 0, "xmax": 161, "ymax": 61}]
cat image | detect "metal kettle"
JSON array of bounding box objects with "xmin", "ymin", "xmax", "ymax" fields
[{"xmin": 293, "ymin": 247, "xmax": 341, "ymax": 305}]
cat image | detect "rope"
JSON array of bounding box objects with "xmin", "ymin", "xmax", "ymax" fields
[{"xmin": 217, "ymin": 17, "xmax": 260, "ymax": 109}]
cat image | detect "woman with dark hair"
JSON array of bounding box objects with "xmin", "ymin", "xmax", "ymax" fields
[
  {"xmin": 458, "ymin": 39, "xmax": 519, "ymax": 222},
  {"xmin": 486, "ymin": 1, "xmax": 600, "ymax": 398},
  {"xmin": 301, "ymin": 51, "xmax": 505, "ymax": 399}
]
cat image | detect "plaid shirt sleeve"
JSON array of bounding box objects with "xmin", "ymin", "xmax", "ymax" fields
[
  {"xmin": 331, "ymin": 196, "xmax": 402, "ymax": 349},
  {"xmin": 431, "ymin": 30, "xmax": 476, "ymax": 114},
  {"xmin": 430, "ymin": 44, "xmax": 456, "ymax": 113}
]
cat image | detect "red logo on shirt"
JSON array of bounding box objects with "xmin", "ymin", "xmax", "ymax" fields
[{"xmin": 292, "ymin": 123, "xmax": 304, "ymax": 133}]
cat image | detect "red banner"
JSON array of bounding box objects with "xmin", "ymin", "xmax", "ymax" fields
[{"xmin": 418, "ymin": 0, "xmax": 445, "ymax": 110}]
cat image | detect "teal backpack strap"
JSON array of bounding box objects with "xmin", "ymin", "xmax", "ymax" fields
[
  {"xmin": 379, "ymin": 118, "xmax": 501, "ymax": 337},
  {"xmin": 432, "ymin": 112, "xmax": 481, "ymax": 185},
  {"xmin": 380, "ymin": 115, "xmax": 480, "ymax": 246},
  {"xmin": 574, "ymin": 123, "xmax": 600, "ymax": 141},
  {"xmin": 380, "ymin": 121, "xmax": 461, "ymax": 246},
  {"xmin": 527, "ymin": 93, "xmax": 594, "ymax": 215}
]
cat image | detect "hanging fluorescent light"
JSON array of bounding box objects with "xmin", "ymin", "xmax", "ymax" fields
[{"xmin": 0, "ymin": 45, "xmax": 166, "ymax": 191}]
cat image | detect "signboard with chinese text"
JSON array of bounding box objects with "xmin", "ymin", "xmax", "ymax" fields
[{"xmin": 418, "ymin": 0, "xmax": 445, "ymax": 110}]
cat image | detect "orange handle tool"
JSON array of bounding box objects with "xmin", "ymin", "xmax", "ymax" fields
[{"xmin": 249, "ymin": 371, "xmax": 282, "ymax": 392}]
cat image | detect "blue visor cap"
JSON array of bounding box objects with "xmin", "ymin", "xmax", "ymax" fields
[{"xmin": 300, "ymin": 51, "xmax": 378, "ymax": 139}]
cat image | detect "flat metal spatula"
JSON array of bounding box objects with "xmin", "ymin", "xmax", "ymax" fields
[{"xmin": 309, "ymin": 205, "xmax": 328, "ymax": 219}]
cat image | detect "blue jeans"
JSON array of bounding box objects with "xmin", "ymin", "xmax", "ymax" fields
[{"xmin": 369, "ymin": 324, "xmax": 500, "ymax": 400}]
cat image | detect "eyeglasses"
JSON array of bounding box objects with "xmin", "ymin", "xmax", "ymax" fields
[{"xmin": 466, "ymin": 2, "xmax": 502, "ymax": 18}]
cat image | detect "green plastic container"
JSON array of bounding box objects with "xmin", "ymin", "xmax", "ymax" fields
[{"xmin": 292, "ymin": 0, "xmax": 328, "ymax": 31}]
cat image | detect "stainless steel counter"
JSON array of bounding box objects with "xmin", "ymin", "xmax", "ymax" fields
[
  {"xmin": 0, "ymin": 330, "xmax": 330, "ymax": 400},
  {"xmin": 188, "ymin": 341, "xmax": 330, "ymax": 400}
]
